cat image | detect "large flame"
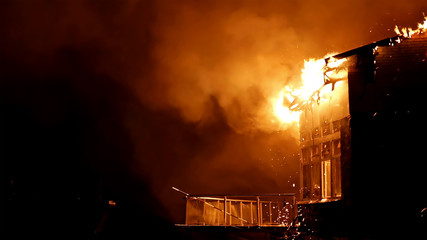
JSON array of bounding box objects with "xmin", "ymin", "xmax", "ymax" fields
[
  {"xmin": 394, "ymin": 16, "xmax": 427, "ymax": 38},
  {"xmin": 273, "ymin": 16, "xmax": 426, "ymax": 127},
  {"xmin": 273, "ymin": 55, "xmax": 347, "ymax": 124}
]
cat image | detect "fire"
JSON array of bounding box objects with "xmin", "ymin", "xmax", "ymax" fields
[
  {"xmin": 298, "ymin": 58, "xmax": 327, "ymax": 101},
  {"xmin": 273, "ymin": 89, "xmax": 300, "ymax": 124},
  {"xmin": 394, "ymin": 16, "xmax": 427, "ymax": 38},
  {"xmin": 273, "ymin": 55, "xmax": 347, "ymax": 124},
  {"xmin": 273, "ymin": 15, "xmax": 425, "ymax": 127}
]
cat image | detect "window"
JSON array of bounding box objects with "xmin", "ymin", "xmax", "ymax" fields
[
  {"xmin": 311, "ymin": 163, "xmax": 321, "ymax": 199},
  {"xmin": 322, "ymin": 160, "xmax": 332, "ymax": 198},
  {"xmin": 302, "ymin": 147, "xmax": 311, "ymax": 164},
  {"xmin": 332, "ymin": 158, "xmax": 342, "ymax": 197},
  {"xmin": 300, "ymin": 132, "xmax": 343, "ymax": 201},
  {"xmin": 303, "ymin": 165, "xmax": 311, "ymax": 199},
  {"xmin": 302, "ymin": 147, "xmax": 312, "ymax": 199},
  {"xmin": 332, "ymin": 139, "xmax": 341, "ymax": 156},
  {"xmin": 321, "ymin": 142, "xmax": 332, "ymax": 199},
  {"xmin": 322, "ymin": 122, "xmax": 331, "ymax": 136},
  {"xmin": 333, "ymin": 120, "xmax": 340, "ymax": 133},
  {"xmin": 301, "ymin": 141, "xmax": 342, "ymax": 201},
  {"xmin": 322, "ymin": 142, "xmax": 331, "ymax": 159},
  {"xmin": 312, "ymin": 127, "xmax": 320, "ymax": 139},
  {"xmin": 301, "ymin": 131, "xmax": 310, "ymax": 143},
  {"xmin": 312, "ymin": 145, "xmax": 320, "ymax": 159}
]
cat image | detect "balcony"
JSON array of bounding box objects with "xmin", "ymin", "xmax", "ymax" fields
[{"xmin": 182, "ymin": 194, "xmax": 296, "ymax": 227}]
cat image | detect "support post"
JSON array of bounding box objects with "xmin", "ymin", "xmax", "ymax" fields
[
  {"xmin": 257, "ymin": 196, "xmax": 261, "ymax": 226},
  {"xmin": 250, "ymin": 202, "xmax": 253, "ymax": 225},
  {"xmin": 224, "ymin": 196, "xmax": 227, "ymax": 225},
  {"xmin": 185, "ymin": 197, "xmax": 189, "ymax": 225},
  {"xmin": 239, "ymin": 201, "xmax": 243, "ymax": 226},
  {"xmin": 292, "ymin": 195, "xmax": 296, "ymax": 223}
]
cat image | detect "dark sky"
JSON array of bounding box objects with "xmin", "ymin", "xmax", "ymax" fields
[{"xmin": 1, "ymin": 0, "xmax": 426, "ymax": 238}]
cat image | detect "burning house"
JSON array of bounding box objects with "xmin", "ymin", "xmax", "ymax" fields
[
  {"xmin": 294, "ymin": 24, "xmax": 427, "ymax": 238},
  {"xmin": 175, "ymin": 19, "xmax": 427, "ymax": 239}
]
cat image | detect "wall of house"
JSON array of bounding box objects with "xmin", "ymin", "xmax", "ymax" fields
[
  {"xmin": 297, "ymin": 33, "xmax": 427, "ymax": 238},
  {"xmin": 347, "ymin": 33, "xmax": 427, "ymax": 238},
  {"xmin": 298, "ymin": 78, "xmax": 349, "ymax": 202}
]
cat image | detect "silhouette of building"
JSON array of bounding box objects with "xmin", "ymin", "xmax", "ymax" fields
[{"xmin": 296, "ymin": 32, "xmax": 427, "ymax": 239}]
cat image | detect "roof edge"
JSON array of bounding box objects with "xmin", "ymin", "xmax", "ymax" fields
[{"xmin": 325, "ymin": 35, "xmax": 402, "ymax": 61}]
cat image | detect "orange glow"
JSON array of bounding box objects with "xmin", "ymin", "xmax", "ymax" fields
[
  {"xmin": 272, "ymin": 55, "xmax": 348, "ymax": 123},
  {"xmin": 273, "ymin": 89, "xmax": 300, "ymax": 124},
  {"xmin": 298, "ymin": 58, "xmax": 326, "ymax": 101},
  {"xmin": 394, "ymin": 16, "xmax": 427, "ymax": 38},
  {"xmin": 274, "ymin": 15, "xmax": 427, "ymax": 124}
]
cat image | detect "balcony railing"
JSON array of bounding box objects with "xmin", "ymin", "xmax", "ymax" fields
[{"xmin": 184, "ymin": 194, "xmax": 296, "ymax": 227}]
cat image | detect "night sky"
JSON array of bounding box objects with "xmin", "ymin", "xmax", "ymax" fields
[{"xmin": 1, "ymin": 0, "xmax": 426, "ymax": 239}]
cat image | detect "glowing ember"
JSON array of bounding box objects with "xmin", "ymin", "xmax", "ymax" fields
[{"xmin": 394, "ymin": 16, "xmax": 427, "ymax": 38}]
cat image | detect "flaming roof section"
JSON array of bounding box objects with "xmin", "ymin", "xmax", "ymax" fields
[{"xmin": 287, "ymin": 33, "xmax": 420, "ymax": 112}]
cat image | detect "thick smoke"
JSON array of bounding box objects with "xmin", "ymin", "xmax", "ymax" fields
[
  {"xmin": 138, "ymin": 0, "xmax": 427, "ymax": 133},
  {"xmin": 147, "ymin": 1, "xmax": 301, "ymax": 133},
  {"xmin": 1, "ymin": 0, "xmax": 426, "ymax": 236}
]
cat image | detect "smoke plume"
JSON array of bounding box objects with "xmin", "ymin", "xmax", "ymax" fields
[{"xmin": 1, "ymin": 0, "xmax": 426, "ymax": 236}]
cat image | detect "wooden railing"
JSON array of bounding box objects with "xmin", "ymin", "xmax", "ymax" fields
[{"xmin": 184, "ymin": 194, "xmax": 296, "ymax": 227}]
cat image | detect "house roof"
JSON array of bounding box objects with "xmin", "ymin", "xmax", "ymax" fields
[{"xmin": 325, "ymin": 35, "xmax": 402, "ymax": 61}]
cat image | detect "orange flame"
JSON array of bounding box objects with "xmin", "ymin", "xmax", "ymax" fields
[
  {"xmin": 394, "ymin": 16, "xmax": 427, "ymax": 38},
  {"xmin": 274, "ymin": 15, "xmax": 426, "ymax": 126},
  {"xmin": 273, "ymin": 55, "xmax": 347, "ymax": 124},
  {"xmin": 273, "ymin": 89, "xmax": 300, "ymax": 124}
]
